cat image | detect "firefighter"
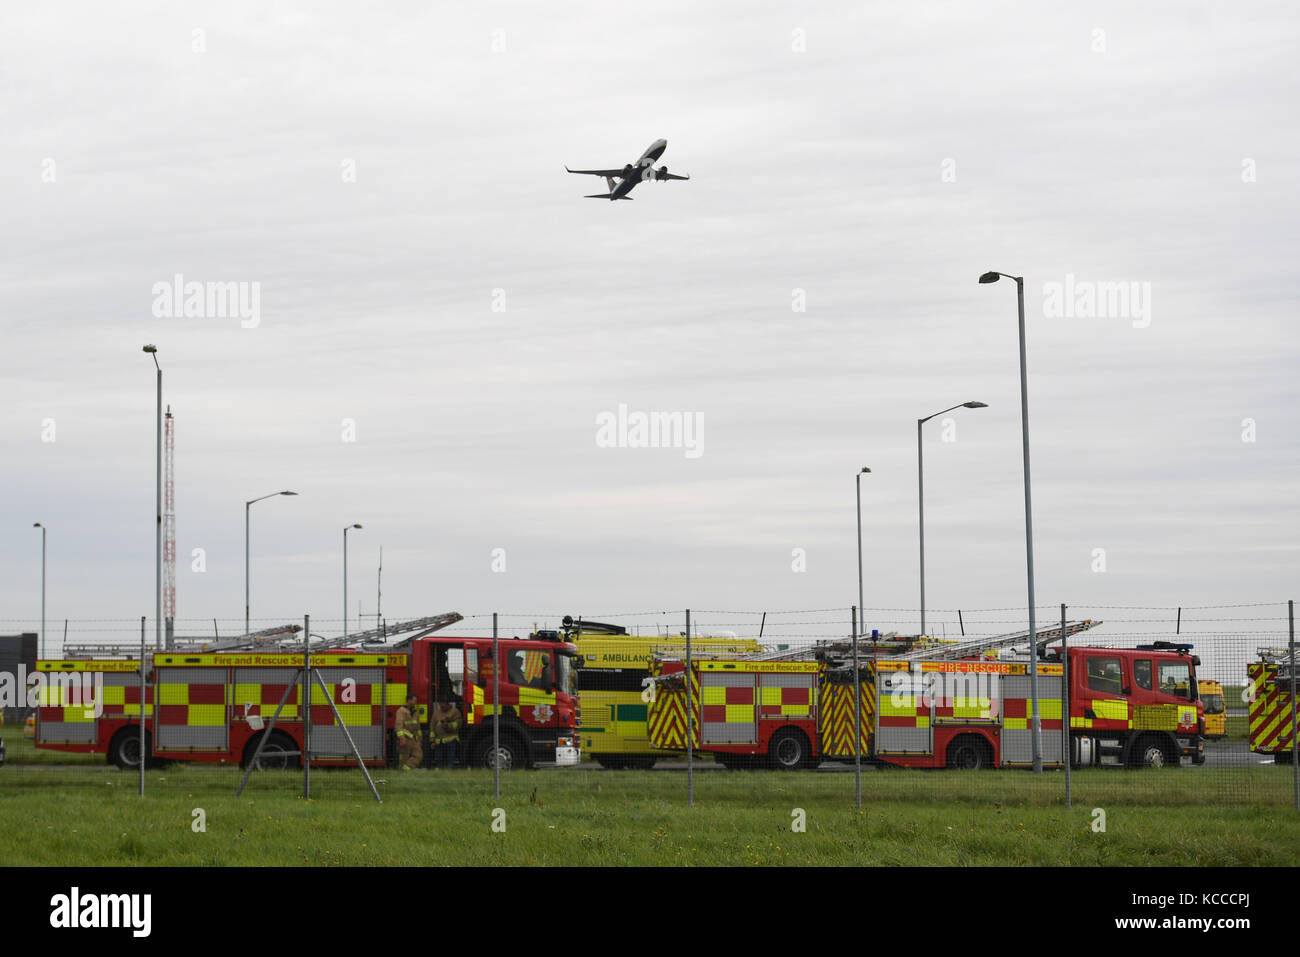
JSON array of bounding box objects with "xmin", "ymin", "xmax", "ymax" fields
[
  {"xmin": 430, "ymin": 700, "xmax": 462, "ymax": 769},
  {"xmin": 395, "ymin": 694, "xmax": 422, "ymax": 770}
]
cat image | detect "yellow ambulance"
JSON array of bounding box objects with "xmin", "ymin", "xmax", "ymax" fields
[
  {"xmin": 571, "ymin": 621, "xmax": 760, "ymax": 768},
  {"xmin": 1198, "ymin": 678, "xmax": 1226, "ymax": 739}
]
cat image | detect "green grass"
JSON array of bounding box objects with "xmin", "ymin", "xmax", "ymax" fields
[
  {"xmin": 1, "ymin": 731, "xmax": 105, "ymax": 766},
  {"xmin": 1225, "ymin": 715, "xmax": 1249, "ymax": 741},
  {"xmin": 1223, "ymin": 685, "xmax": 1247, "ymax": 707},
  {"xmin": 1, "ymin": 767, "xmax": 1296, "ymax": 866}
]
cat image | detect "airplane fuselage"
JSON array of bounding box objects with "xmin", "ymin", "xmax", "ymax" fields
[{"xmin": 608, "ymin": 138, "xmax": 668, "ymax": 199}]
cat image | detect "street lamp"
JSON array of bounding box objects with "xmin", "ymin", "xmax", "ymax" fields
[
  {"xmin": 143, "ymin": 345, "xmax": 161, "ymax": 651},
  {"xmin": 343, "ymin": 524, "xmax": 362, "ymax": 639},
  {"xmin": 980, "ymin": 269, "xmax": 1041, "ymax": 773},
  {"xmin": 855, "ymin": 468, "xmax": 871, "ymax": 637},
  {"xmin": 33, "ymin": 523, "xmax": 45, "ymax": 658},
  {"xmin": 918, "ymin": 401, "xmax": 987, "ymax": 638},
  {"xmin": 245, "ymin": 491, "xmax": 298, "ymax": 635}
]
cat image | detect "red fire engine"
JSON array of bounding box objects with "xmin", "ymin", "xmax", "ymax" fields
[
  {"xmin": 34, "ymin": 615, "xmax": 580, "ymax": 770},
  {"xmin": 647, "ymin": 622, "xmax": 1205, "ymax": 770}
]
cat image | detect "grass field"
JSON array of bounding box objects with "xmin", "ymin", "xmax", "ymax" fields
[{"xmin": 1, "ymin": 766, "xmax": 1297, "ymax": 866}]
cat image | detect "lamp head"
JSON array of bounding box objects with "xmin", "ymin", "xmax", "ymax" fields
[
  {"xmin": 978, "ymin": 272, "xmax": 1000, "ymax": 284},
  {"xmin": 281, "ymin": 491, "xmax": 298, "ymax": 496},
  {"xmin": 33, "ymin": 522, "xmax": 42, "ymax": 528},
  {"xmin": 860, "ymin": 467, "xmax": 872, "ymax": 474},
  {"xmin": 142, "ymin": 344, "xmax": 157, "ymax": 353},
  {"xmin": 963, "ymin": 401, "xmax": 989, "ymax": 409},
  {"xmin": 351, "ymin": 524, "xmax": 362, "ymax": 529}
]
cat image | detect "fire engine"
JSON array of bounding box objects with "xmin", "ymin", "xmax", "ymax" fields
[
  {"xmin": 647, "ymin": 622, "xmax": 1206, "ymax": 770},
  {"xmin": 1247, "ymin": 649, "xmax": 1297, "ymax": 764},
  {"xmin": 34, "ymin": 614, "xmax": 581, "ymax": 771}
]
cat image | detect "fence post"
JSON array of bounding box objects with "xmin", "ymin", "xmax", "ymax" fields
[
  {"xmin": 1289, "ymin": 600, "xmax": 1297, "ymax": 811},
  {"xmin": 139, "ymin": 616, "xmax": 146, "ymax": 799},
  {"xmin": 303, "ymin": 614, "xmax": 310, "ymax": 801},
  {"xmin": 685, "ymin": 609, "xmax": 693, "ymax": 808},
  {"xmin": 493, "ymin": 612, "xmax": 500, "ymax": 800},
  {"xmin": 852, "ymin": 606, "xmax": 861, "ymax": 811},
  {"xmin": 1062, "ymin": 603, "xmax": 1070, "ymax": 809}
]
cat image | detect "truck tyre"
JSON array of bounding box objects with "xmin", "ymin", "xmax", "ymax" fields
[
  {"xmin": 595, "ymin": 756, "xmax": 626, "ymax": 769},
  {"xmin": 109, "ymin": 729, "xmax": 151, "ymax": 771},
  {"xmin": 1275, "ymin": 751, "xmax": 1294, "ymax": 765},
  {"xmin": 473, "ymin": 731, "xmax": 530, "ymax": 771},
  {"xmin": 1127, "ymin": 734, "xmax": 1176, "ymax": 769},
  {"xmin": 242, "ymin": 731, "xmax": 298, "ymax": 771},
  {"xmin": 946, "ymin": 735, "xmax": 992, "ymax": 770},
  {"xmin": 768, "ymin": 728, "xmax": 812, "ymax": 770},
  {"xmin": 627, "ymin": 756, "xmax": 656, "ymax": 770}
]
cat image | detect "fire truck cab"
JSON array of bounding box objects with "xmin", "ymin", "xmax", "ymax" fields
[
  {"xmin": 1062, "ymin": 642, "xmax": 1204, "ymax": 768},
  {"xmin": 400, "ymin": 633, "xmax": 581, "ymax": 769}
]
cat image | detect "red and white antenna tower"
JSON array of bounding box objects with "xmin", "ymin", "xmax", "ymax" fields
[{"xmin": 163, "ymin": 406, "xmax": 176, "ymax": 624}]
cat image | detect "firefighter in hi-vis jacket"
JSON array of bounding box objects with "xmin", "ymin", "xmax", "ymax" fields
[
  {"xmin": 431, "ymin": 700, "xmax": 462, "ymax": 769},
  {"xmin": 395, "ymin": 694, "xmax": 422, "ymax": 770}
]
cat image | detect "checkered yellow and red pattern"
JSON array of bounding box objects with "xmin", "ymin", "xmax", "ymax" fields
[{"xmin": 701, "ymin": 682, "xmax": 753, "ymax": 725}]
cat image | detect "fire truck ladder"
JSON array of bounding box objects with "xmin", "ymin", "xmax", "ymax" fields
[
  {"xmin": 1258, "ymin": 648, "xmax": 1299, "ymax": 684},
  {"xmin": 891, "ymin": 619, "xmax": 1101, "ymax": 662},
  {"xmin": 170, "ymin": 624, "xmax": 304, "ymax": 653},
  {"xmin": 351, "ymin": 612, "xmax": 464, "ymax": 648}
]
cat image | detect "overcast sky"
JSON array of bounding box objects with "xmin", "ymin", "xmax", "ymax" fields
[{"xmin": 2, "ymin": 2, "xmax": 1297, "ymax": 652}]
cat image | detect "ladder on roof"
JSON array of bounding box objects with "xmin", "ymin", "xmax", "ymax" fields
[
  {"xmin": 56, "ymin": 623, "xmax": 304, "ymax": 658},
  {"xmin": 348, "ymin": 613, "xmax": 463, "ymax": 647},
  {"xmin": 891, "ymin": 619, "xmax": 1101, "ymax": 662},
  {"xmin": 1258, "ymin": 648, "xmax": 1299, "ymax": 684},
  {"xmin": 171, "ymin": 624, "xmax": 304, "ymax": 653}
]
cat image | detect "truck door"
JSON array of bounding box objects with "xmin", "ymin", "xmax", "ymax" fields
[
  {"xmin": 430, "ymin": 644, "xmax": 475, "ymax": 735},
  {"xmin": 1080, "ymin": 653, "xmax": 1130, "ymax": 731},
  {"xmin": 506, "ymin": 648, "xmax": 560, "ymax": 730}
]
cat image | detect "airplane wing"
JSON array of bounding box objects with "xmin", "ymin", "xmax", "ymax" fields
[
  {"xmin": 658, "ymin": 171, "xmax": 690, "ymax": 181},
  {"xmin": 565, "ymin": 166, "xmax": 626, "ymax": 177}
]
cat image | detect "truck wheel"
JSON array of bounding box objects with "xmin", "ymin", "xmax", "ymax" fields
[
  {"xmin": 242, "ymin": 731, "xmax": 298, "ymax": 771},
  {"xmin": 595, "ymin": 756, "xmax": 625, "ymax": 769},
  {"xmin": 946, "ymin": 736, "xmax": 992, "ymax": 770},
  {"xmin": 1128, "ymin": 735, "xmax": 1175, "ymax": 769},
  {"xmin": 473, "ymin": 732, "xmax": 529, "ymax": 771},
  {"xmin": 769, "ymin": 728, "xmax": 812, "ymax": 770},
  {"xmin": 628, "ymin": 757, "xmax": 656, "ymax": 770},
  {"xmin": 1275, "ymin": 751, "xmax": 1294, "ymax": 765},
  {"xmin": 109, "ymin": 729, "xmax": 151, "ymax": 770}
]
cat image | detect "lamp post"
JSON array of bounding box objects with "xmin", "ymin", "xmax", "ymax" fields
[
  {"xmin": 918, "ymin": 401, "xmax": 987, "ymax": 637},
  {"xmin": 245, "ymin": 491, "xmax": 298, "ymax": 635},
  {"xmin": 33, "ymin": 523, "xmax": 45, "ymax": 658},
  {"xmin": 343, "ymin": 524, "xmax": 362, "ymax": 638},
  {"xmin": 142, "ymin": 346, "xmax": 161, "ymax": 651},
  {"xmin": 855, "ymin": 468, "xmax": 871, "ymax": 637},
  {"xmin": 979, "ymin": 269, "xmax": 1041, "ymax": 773}
]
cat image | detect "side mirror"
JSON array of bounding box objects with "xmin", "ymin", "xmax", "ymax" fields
[{"xmin": 1122, "ymin": 686, "xmax": 1131, "ymax": 696}]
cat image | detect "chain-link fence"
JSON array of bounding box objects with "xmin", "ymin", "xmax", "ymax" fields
[{"xmin": 2, "ymin": 602, "xmax": 1296, "ymax": 814}]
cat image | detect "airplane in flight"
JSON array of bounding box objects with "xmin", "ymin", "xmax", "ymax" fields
[{"xmin": 565, "ymin": 138, "xmax": 690, "ymax": 200}]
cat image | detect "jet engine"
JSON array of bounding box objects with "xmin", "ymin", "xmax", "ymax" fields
[{"xmin": 655, "ymin": 165, "xmax": 669, "ymax": 181}]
